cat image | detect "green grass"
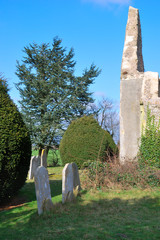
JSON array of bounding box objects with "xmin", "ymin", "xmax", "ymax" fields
[
  {"xmin": 0, "ymin": 167, "xmax": 160, "ymax": 240},
  {"xmin": 32, "ymin": 149, "xmax": 62, "ymax": 166}
]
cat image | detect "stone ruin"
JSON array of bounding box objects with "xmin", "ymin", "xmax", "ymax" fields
[{"xmin": 120, "ymin": 6, "xmax": 160, "ymax": 163}]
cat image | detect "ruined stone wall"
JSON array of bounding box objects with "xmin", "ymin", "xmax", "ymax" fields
[
  {"xmin": 120, "ymin": 6, "xmax": 144, "ymax": 163},
  {"xmin": 120, "ymin": 78, "xmax": 143, "ymax": 162},
  {"xmin": 141, "ymin": 72, "xmax": 160, "ymax": 125},
  {"xmin": 120, "ymin": 6, "xmax": 160, "ymax": 163},
  {"xmin": 121, "ymin": 6, "xmax": 144, "ymax": 80}
]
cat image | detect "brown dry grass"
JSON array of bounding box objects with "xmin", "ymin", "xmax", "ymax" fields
[{"xmin": 81, "ymin": 156, "xmax": 160, "ymax": 190}]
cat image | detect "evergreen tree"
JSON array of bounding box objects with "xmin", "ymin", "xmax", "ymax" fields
[
  {"xmin": 16, "ymin": 37, "xmax": 100, "ymax": 154},
  {"xmin": 0, "ymin": 75, "xmax": 31, "ymax": 203}
]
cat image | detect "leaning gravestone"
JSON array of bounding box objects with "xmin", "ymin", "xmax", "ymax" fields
[
  {"xmin": 34, "ymin": 166, "xmax": 54, "ymax": 215},
  {"xmin": 28, "ymin": 156, "xmax": 41, "ymax": 180},
  {"xmin": 41, "ymin": 149, "xmax": 47, "ymax": 168},
  {"xmin": 62, "ymin": 162, "xmax": 81, "ymax": 204}
]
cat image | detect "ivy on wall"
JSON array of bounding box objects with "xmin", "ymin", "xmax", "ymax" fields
[{"xmin": 139, "ymin": 105, "xmax": 160, "ymax": 168}]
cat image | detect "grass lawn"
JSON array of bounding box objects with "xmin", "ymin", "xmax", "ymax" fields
[{"xmin": 0, "ymin": 167, "xmax": 160, "ymax": 240}]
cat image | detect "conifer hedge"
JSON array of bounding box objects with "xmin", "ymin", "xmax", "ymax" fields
[
  {"xmin": 0, "ymin": 77, "xmax": 31, "ymax": 204},
  {"xmin": 59, "ymin": 115, "xmax": 118, "ymax": 168}
]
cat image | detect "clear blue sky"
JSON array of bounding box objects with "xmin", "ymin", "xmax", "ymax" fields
[{"xmin": 1, "ymin": 0, "xmax": 160, "ymax": 107}]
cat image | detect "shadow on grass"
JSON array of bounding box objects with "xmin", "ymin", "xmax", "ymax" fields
[
  {"xmin": 0, "ymin": 190, "xmax": 160, "ymax": 240},
  {"xmin": 18, "ymin": 179, "xmax": 62, "ymax": 203}
]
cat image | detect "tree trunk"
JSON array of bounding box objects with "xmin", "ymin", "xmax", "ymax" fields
[{"xmin": 38, "ymin": 147, "xmax": 43, "ymax": 157}]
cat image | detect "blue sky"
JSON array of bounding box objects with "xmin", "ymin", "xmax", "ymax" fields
[{"xmin": 1, "ymin": 0, "xmax": 160, "ymax": 107}]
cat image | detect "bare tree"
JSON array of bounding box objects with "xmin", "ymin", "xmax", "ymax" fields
[{"xmin": 91, "ymin": 97, "xmax": 119, "ymax": 144}]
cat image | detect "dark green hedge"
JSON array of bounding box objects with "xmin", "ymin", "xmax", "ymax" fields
[
  {"xmin": 0, "ymin": 77, "xmax": 31, "ymax": 204},
  {"xmin": 59, "ymin": 115, "xmax": 118, "ymax": 168}
]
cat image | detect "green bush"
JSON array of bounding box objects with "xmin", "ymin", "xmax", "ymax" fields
[
  {"xmin": 138, "ymin": 106, "xmax": 160, "ymax": 168},
  {"xmin": 0, "ymin": 77, "xmax": 31, "ymax": 204},
  {"xmin": 59, "ymin": 115, "xmax": 118, "ymax": 168}
]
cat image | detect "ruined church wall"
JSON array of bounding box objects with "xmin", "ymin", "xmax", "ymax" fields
[
  {"xmin": 120, "ymin": 6, "xmax": 160, "ymax": 163},
  {"xmin": 121, "ymin": 6, "xmax": 144, "ymax": 79},
  {"xmin": 141, "ymin": 72, "xmax": 160, "ymax": 125},
  {"xmin": 120, "ymin": 6, "xmax": 144, "ymax": 162},
  {"xmin": 120, "ymin": 78, "xmax": 143, "ymax": 162}
]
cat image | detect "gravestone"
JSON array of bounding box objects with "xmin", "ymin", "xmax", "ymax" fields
[
  {"xmin": 28, "ymin": 156, "xmax": 41, "ymax": 180},
  {"xmin": 41, "ymin": 149, "xmax": 47, "ymax": 168},
  {"xmin": 62, "ymin": 162, "xmax": 81, "ymax": 204},
  {"xmin": 34, "ymin": 166, "xmax": 53, "ymax": 215}
]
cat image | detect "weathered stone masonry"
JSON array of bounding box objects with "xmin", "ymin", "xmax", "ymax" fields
[{"xmin": 120, "ymin": 6, "xmax": 160, "ymax": 163}]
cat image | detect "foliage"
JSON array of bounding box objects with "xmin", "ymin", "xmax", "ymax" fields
[
  {"xmin": 0, "ymin": 76, "xmax": 31, "ymax": 204},
  {"xmin": 15, "ymin": 37, "xmax": 100, "ymax": 153},
  {"xmin": 59, "ymin": 115, "xmax": 118, "ymax": 168},
  {"xmin": 138, "ymin": 106, "xmax": 160, "ymax": 168},
  {"xmin": 82, "ymin": 158, "xmax": 160, "ymax": 190}
]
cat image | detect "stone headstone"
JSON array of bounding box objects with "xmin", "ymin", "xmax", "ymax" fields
[
  {"xmin": 41, "ymin": 149, "xmax": 47, "ymax": 168},
  {"xmin": 28, "ymin": 156, "xmax": 41, "ymax": 180},
  {"xmin": 34, "ymin": 166, "xmax": 53, "ymax": 215},
  {"xmin": 62, "ymin": 162, "xmax": 81, "ymax": 204}
]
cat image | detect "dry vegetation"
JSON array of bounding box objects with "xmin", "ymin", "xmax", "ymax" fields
[{"xmin": 81, "ymin": 156, "xmax": 160, "ymax": 191}]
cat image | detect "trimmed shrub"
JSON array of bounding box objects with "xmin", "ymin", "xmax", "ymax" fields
[
  {"xmin": 59, "ymin": 115, "xmax": 118, "ymax": 168},
  {"xmin": 0, "ymin": 77, "xmax": 31, "ymax": 204}
]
